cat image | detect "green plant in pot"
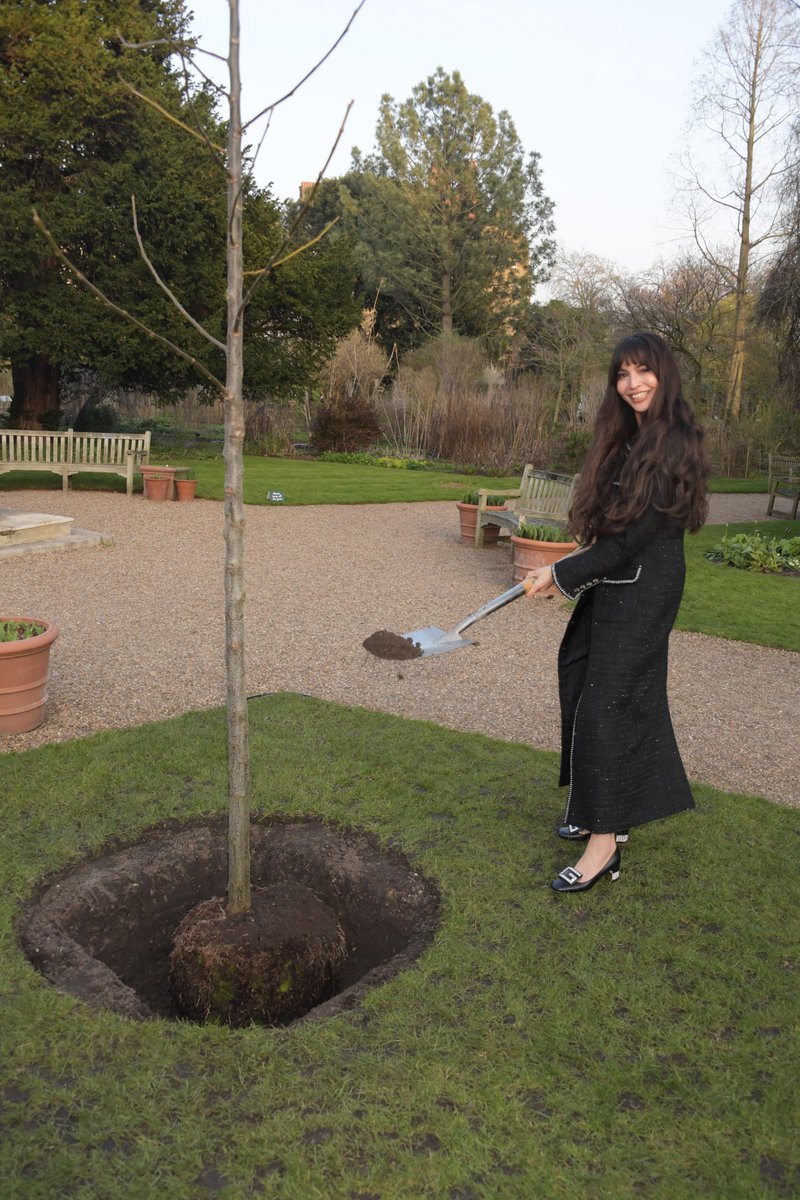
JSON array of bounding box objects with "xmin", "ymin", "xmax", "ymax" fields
[
  {"xmin": 0, "ymin": 617, "xmax": 60, "ymax": 735},
  {"xmin": 1, "ymin": 619, "xmax": 46, "ymax": 643},
  {"xmin": 510, "ymin": 522, "xmax": 579, "ymax": 592},
  {"xmin": 456, "ymin": 492, "xmax": 509, "ymax": 546},
  {"xmin": 515, "ymin": 521, "xmax": 572, "ymax": 542}
]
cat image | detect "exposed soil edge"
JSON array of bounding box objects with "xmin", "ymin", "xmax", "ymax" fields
[{"xmin": 16, "ymin": 815, "xmax": 441, "ymax": 1028}]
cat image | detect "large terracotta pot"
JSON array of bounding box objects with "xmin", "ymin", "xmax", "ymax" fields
[
  {"xmin": 456, "ymin": 502, "xmax": 507, "ymax": 546},
  {"xmin": 141, "ymin": 466, "xmax": 177, "ymax": 501},
  {"xmin": 510, "ymin": 535, "xmax": 578, "ymax": 596},
  {"xmin": 0, "ymin": 618, "xmax": 59, "ymax": 734}
]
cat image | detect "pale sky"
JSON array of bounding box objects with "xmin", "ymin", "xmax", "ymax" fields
[{"xmin": 185, "ymin": 0, "xmax": 736, "ymax": 278}]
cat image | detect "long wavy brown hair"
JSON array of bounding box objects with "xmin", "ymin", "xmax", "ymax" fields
[{"xmin": 570, "ymin": 332, "xmax": 710, "ymax": 542}]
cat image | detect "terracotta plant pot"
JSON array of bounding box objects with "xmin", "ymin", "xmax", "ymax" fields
[
  {"xmin": 141, "ymin": 466, "xmax": 177, "ymax": 501},
  {"xmin": 175, "ymin": 479, "xmax": 197, "ymax": 502},
  {"xmin": 0, "ymin": 618, "xmax": 59, "ymax": 735},
  {"xmin": 143, "ymin": 476, "xmax": 170, "ymax": 502},
  {"xmin": 456, "ymin": 502, "xmax": 507, "ymax": 546},
  {"xmin": 510, "ymin": 535, "xmax": 578, "ymax": 596}
]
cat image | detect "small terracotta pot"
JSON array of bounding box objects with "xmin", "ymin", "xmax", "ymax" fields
[
  {"xmin": 175, "ymin": 479, "xmax": 197, "ymax": 502},
  {"xmin": 456, "ymin": 502, "xmax": 507, "ymax": 546},
  {"xmin": 0, "ymin": 618, "xmax": 59, "ymax": 734},
  {"xmin": 510, "ymin": 535, "xmax": 578, "ymax": 596}
]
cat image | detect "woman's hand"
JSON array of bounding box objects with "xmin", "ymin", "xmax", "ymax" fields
[{"xmin": 524, "ymin": 567, "xmax": 554, "ymax": 597}]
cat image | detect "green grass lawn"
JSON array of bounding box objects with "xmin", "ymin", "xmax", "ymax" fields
[
  {"xmin": 679, "ymin": 520, "xmax": 800, "ymax": 651},
  {"xmin": 707, "ymin": 476, "xmax": 770, "ymax": 493},
  {"xmin": 0, "ymin": 456, "xmax": 766, "ymax": 505},
  {"xmin": 1, "ymin": 693, "xmax": 798, "ymax": 1200},
  {"xmin": 0, "ymin": 457, "xmax": 520, "ymax": 506}
]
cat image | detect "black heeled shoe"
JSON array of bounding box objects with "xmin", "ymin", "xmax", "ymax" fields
[
  {"xmin": 557, "ymin": 825, "xmax": 629, "ymax": 844},
  {"xmin": 550, "ymin": 847, "xmax": 621, "ymax": 893}
]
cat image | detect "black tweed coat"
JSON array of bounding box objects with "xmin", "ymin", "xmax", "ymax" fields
[{"xmin": 550, "ymin": 506, "xmax": 695, "ymax": 833}]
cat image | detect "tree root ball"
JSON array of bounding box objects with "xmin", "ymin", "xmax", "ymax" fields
[{"xmin": 169, "ymin": 882, "xmax": 346, "ymax": 1027}]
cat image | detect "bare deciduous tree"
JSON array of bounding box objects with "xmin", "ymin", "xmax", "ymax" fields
[
  {"xmin": 616, "ymin": 253, "xmax": 733, "ymax": 411},
  {"xmin": 678, "ymin": 0, "xmax": 800, "ymax": 419},
  {"xmin": 35, "ymin": 0, "xmax": 364, "ymax": 917}
]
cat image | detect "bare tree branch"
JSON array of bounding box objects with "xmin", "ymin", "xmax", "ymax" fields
[
  {"xmin": 239, "ymin": 101, "xmax": 353, "ymax": 316},
  {"xmin": 118, "ymin": 33, "xmax": 229, "ymax": 66},
  {"xmin": 247, "ymin": 108, "xmax": 275, "ymax": 189},
  {"xmin": 243, "ymin": 217, "xmax": 340, "ymax": 277},
  {"xmin": 32, "ymin": 208, "xmax": 225, "ymax": 392},
  {"xmin": 173, "ymin": 57, "xmax": 229, "ymax": 174},
  {"xmin": 243, "ymin": 0, "xmax": 366, "ymax": 133},
  {"xmin": 118, "ymin": 76, "xmax": 226, "ymax": 153},
  {"xmin": 177, "ymin": 49, "xmax": 228, "ymax": 100},
  {"xmin": 131, "ymin": 195, "xmax": 225, "ymax": 351}
]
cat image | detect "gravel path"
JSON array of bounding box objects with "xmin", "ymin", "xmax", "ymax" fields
[{"xmin": 1, "ymin": 488, "xmax": 797, "ymax": 807}]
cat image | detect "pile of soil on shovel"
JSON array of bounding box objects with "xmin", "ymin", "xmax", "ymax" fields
[
  {"xmin": 18, "ymin": 817, "xmax": 440, "ymax": 1028},
  {"xmin": 363, "ymin": 629, "xmax": 424, "ymax": 660}
]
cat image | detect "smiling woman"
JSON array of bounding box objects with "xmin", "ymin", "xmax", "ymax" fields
[
  {"xmin": 616, "ymin": 361, "xmax": 659, "ymax": 423},
  {"xmin": 523, "ymin": 332, "xmax": 711, "ymax": 894}
]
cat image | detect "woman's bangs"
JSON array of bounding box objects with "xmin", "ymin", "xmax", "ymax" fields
[{"xmin": 611, "ymin": 335, "xmax": 655, "ymax": 375}]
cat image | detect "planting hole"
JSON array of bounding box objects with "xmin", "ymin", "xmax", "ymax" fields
[{"xmin": 19, "ymin": 819, "xmax": 440, "ymax": 1028}]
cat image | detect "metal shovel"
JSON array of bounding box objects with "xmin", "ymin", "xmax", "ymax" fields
[{"xmin": 368, "ymin": 577, "xmax": 535, "ymax": 660}]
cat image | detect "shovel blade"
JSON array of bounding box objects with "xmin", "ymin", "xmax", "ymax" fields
[{"xmin": 401, "ymin": 625, "xmax": 477, "ymax": 657}]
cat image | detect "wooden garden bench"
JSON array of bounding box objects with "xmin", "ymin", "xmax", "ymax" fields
[
  {"xmin": 0, "ymin": 428, "xmax": 151, "ymax": 497},
  {"xmin": 474, "ymin": 464, "xmax": 578, "ymax": 547},
  {"xmin": 766, "ymin": 453, "xmax": 800, "ymax": 520}
]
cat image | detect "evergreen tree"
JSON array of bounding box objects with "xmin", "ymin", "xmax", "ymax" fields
[
  {"xmin": 0, "ymin": 0, "xmax": 358, "ymax": 426},
  {"xmin": 343, "ymin": 68, "xmax": 555, "ymax": 354}
]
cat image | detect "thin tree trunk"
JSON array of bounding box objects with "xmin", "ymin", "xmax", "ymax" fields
[
  {"xmin": 441, "ymin": 272, "xmax": 453, "ymax": 335},
  {"xmin": 223, "ymin": 0, "xmax": 250, "ymax": 916},
  {"xmin": 10, "ymin": 356, "xmax": 60, "ymax": 429},
  {"xmin": 726, "ymin": 5, "xmax": 762, "ymax": 422},
  {"xmin": 552, "ymin": 374, "xmax": 564, "ymax": 430}
]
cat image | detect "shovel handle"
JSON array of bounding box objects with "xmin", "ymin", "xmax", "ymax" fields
[{"xmin": 453, "ymin": 578, "xmax": 532, "ymax": 637}]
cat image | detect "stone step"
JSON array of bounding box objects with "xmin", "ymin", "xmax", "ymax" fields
[{"xmin": 0, "ymin": 509, "xmax": 74, "ymax": 546}]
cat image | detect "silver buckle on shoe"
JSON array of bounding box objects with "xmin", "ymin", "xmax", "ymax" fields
[{"xmin": 558, "ymin": 866, "xmax": 583, "ymax": 885}]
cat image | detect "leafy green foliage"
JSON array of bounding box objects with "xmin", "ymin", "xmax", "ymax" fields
[
  {"xmin": 1, "ymin": 0, "xmax": 223, "ymax": 418},
  {"xmin": 0, "ymin": 1, "xmax": 360, "ymax": 423},
  {"xmin": 680, "ymin": 521, "xmax": 800, "ymax": 650},
  {"xmin": 343, "ymin": 68, "xmax": 555, "ymax": 353},
  {"xmin": 516, "ymin": 521, "xmax": 572, "ymax": 542},
  {"xmin": 704, "ymin": 528, "xmax": 800, "ymax": 573},
  {"xmin": 0, "ymin": 619, "xmax": 45, "ymax": 642},
  {"xmin": 460, "ymin": 491, "xmax": 508, "ymax": 505},
  {"xmin": 1, "ymin": 695, "xmax": 799, "ymax": 1197},
  {"xmin": 241, "ymin": 192, "xmax": 361, "ymax": 398},
  {"xmin": 557, "ymin": 428, "xmax": 592, "ymax": 472}
]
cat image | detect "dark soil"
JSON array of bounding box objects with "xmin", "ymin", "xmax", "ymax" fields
[
  {"xmin": 170, "ymin": 883, "xmax": 347, "ymax": 1027},
  {"xmin": 18, "ymin": 817, "xmax": 440, "ymax": 1027},
  {"xmin": 363, "ymin": 630, "xmax": 424, "ymax": 660}
]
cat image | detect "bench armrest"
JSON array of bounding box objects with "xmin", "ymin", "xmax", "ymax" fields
[{"xmin": 476, "ymin": 487, "xmax": 522, "ymax": 508}]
